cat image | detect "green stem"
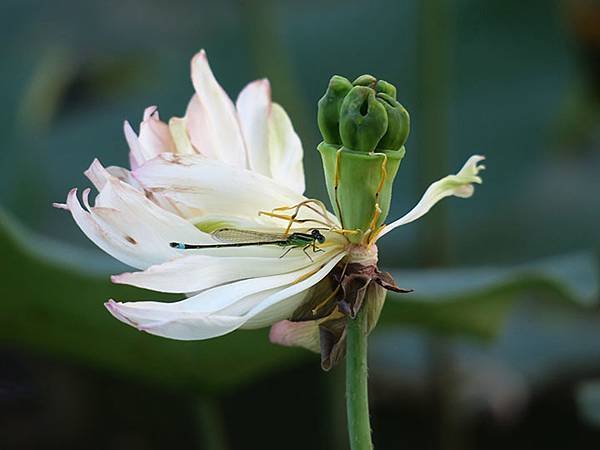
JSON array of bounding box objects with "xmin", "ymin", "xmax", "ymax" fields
[{"xmin": 346, "ymin": 307, "xmax": 372, "ymax": 450}]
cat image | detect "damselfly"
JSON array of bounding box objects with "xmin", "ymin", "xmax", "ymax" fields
[{"xmin": 170, "ymin": 228, "xmax": 326, "ymax": 260}]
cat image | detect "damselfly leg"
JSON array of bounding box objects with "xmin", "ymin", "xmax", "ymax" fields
[{"xmin": 260, "ymin": 199, "xmax": 336, "ymax": 234}]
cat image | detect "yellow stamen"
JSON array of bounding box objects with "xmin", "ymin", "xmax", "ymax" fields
[
  {"xmin": 362, "ymin": 154, "xmax": 388, "ymax": 244},
  {"xmin": 367, "ymin": 224, "xmax": 387, "ymax": 246},
  {"xmin": 334, "ymin": 148, "xmax": 345, "ymax": 229}
]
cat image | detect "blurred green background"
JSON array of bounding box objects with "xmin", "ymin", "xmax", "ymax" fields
[{"xmin": 1, "ymin": 0, "xmax": 599, "ymax": 449}]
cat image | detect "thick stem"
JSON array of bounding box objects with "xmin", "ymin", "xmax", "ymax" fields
[{"xmin": 346, "ymin": 307, "xmax": 372, "ymax": 450}]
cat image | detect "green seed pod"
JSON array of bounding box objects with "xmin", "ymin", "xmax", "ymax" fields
[
  {"xmin": 352, "ymin": 74, "xmax": 377, "ymax": 87},
  {"xmin": 317, "ymin": 75, "xmax": 353, "ymax": 145},
  {"xmin": 339, "ymin": 86, "xmax": 388, "ymax": 152},
  {"xmin": 375, "ymin": 79, "xmax": 396, "ymax": 99},
  {"xmin": 376, "ymin": 93, "xmax": 410, "ymax": 151},
  {"xmin": 316, "ymin": 73, "xmax": 410, "ymax": 243}
]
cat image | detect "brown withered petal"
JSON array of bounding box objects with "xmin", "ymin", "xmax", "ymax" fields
[
  {"xmin": 319, "ymin": 317, "xmax": 347, "ymax": 371},
  {"xmin": 375, "ymin": 269, "xmax": 413, "ymax": 293},
  {"xmin": 337, "ymin": 273, "xmax": 372, "ymax": 318},
  {"xmin": 286, "ymin": 260, "xmax": 413, "ymax": 371},
  {"xmin": 290, "ymin": 274, "xmax": 339, "ymax": 322}
]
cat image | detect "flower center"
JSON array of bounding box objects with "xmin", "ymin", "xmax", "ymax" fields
[{"xmin": 346, "ymin": 243, "xmax": 378, "ymax": 265}]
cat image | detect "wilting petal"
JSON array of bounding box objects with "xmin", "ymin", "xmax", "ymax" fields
[
  {"xmin": 236, "ymin": 79, "xmax": 271, "ymax": 177},
  {"xmin": 139, "ymin": 106, "xmax": 175, "ymax": 156},
  {"xmin": 242, "ymin": 252, "xmax": 346, "ymax": 328},
  {"xmin": 268, "ymin": 103, "xmax": 305, "ymax": 194},
  {"xmin": 269, "ymin": 320, "xmax": 320, "ymax": 353},
  {"xmin": 107, "ymin": 261, "xmax": 327, "ymax": 336},
  {"xmin": 84, "ymin": 159, "xmax": 113, "ymax": 191},
  {"xmin": 56, "ymin": 165, "xmax": 212, "ymax": 269},
  {"xmin": 112, "ymin": 248, "xmax": 343, "ymax": 293},
  {"xmin": 377, "ymin": 155, "xmax": 486, "ymax": 239},
  {"xmin": 168, "ymin": 117, "xmax": 197, "ymax": 155},
  {"xmin": 132, "ymin": 153, "xmax": 306, "ymax": 221},
  {"xmin": 84, "ymin": 159, "xmax": 142, "ymax": 192},
  {"xmin": 124, "ymin": 121, "xmax": 146, "ymax": 170},
  {"xmin": 124, "ymin": 106, "xmax": 175, "ymax": 170},
  {"xmin": 187, "ymin": 50, "xmax": 247, "ymax": 167},
  {"xmin": 106, "ymin": 299, "xmax": 247, "ymax": 340},
  {"xmin": 93, "ymin": 177, "xmax": 209, "ymax": 247},
  {"xmin": 106, "ymin": 252, "xmax": 345, "ymax": 340},
  {"xmin": 55, "ymin": 189, "xmax": 153, "ymax": 269}
]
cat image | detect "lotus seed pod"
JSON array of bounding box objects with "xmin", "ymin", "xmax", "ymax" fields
[
  {"xmin": 317, "ymin": 75, "xmax": 353, "ymax": 145},
  {"xmin": 339, "ymin": 86, "xmax": 388, "ymax": 152}
]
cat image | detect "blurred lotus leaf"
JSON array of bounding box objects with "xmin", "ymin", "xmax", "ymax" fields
[{"xmin": 382, "ymin": 252, "xmax": 599, "ymax": 337}]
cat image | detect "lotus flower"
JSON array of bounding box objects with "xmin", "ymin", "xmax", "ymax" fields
[{"xmin": 55, "ymin": 50, "xmax": 484, "ymax": 357}]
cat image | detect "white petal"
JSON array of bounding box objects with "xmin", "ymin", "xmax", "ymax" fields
[
  {"xmin": 241, "ymin": 252, "xmax": 346, "ymax": 328},
  {"xmin": 85, "ymin": 159, "xmax": 203, "ymax": 220},
  {"xmin": 132, "ymin": 153, "xmax": 306, "ymax": 220},
  {"xmin": 106, "ymin": 252, "xmax": 345, "ymax": 340},
  {"xmin": 112, "ymin": 247, "xmax": 342, "ymax": 293},
  {"xmin": 124, "ymin": 107, "xmax": 174, "ymax": 170},
  {"xmin": 269, "ymin": 320, "xmax": 320, "ymax": 353},
  {"xmin": 268, "ymin": 103, "xmax": 305, "ymax": 194},
  {"xmin": 106, "ymin": 299, "xmax": 247, "ymax": 340},
  {"xmin": 138, "ymin": 106, "xmax": 175, "ymax": 157},
  {"xmin": 84, "ymin": 158, "xmax": 112, "ymax": 191},
  {"xmin": 240, "ymin": 290, "xmax": 307, "ymax": 329},
  {"xmin": 59, "ymin": 188, "xmax": 152, "ymax": 269},
  {"xmin": 187, "ymin": 50, "xmax": 247, "ymax": 167},
  {"xmin": 105, "ymin": 262, "xmax": 324, "ymax": 334},
  {"xmin": 236, "ymin": 79, "xmax": 272, "ymax": 177},
  {"xmin": 168, "ymin": 116, "xmax": 197, "ymax": 155},
  {"xmin": 124, "ymin": 120, "xmax": 146, "ymax": 170},
  {"xmin": 84, "ymin": 159, "xmax": 142, "ymax": 192},
  {"xmin": 92, "ymin": 180, "xmax": 211, "ymax": 259},
  {"xmin": 377, "ymin": 155, "xmax": 486, "ymax": 240},
  {"xmin": 59, "ymin": 164, "xmax": 212, "ymax": 269}
]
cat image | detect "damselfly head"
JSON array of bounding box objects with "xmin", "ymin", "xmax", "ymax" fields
[{"xmin": 311, "ymin": 229, "xmax": 326, "ymax": 244}]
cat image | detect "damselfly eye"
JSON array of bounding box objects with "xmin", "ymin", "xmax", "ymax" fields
[{"xmin": 311, "ymin": 229, "xmax": 326, "ymax": 243}]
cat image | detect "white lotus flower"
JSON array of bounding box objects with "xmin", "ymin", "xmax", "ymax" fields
[{"xmin": 55, "ymin": 49, "xmax": 485, "ymax": 344}]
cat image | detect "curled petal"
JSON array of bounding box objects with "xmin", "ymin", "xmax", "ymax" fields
[
  {"xmin": 56, "ymin": 188, "xmax": 152, "ymax": 269},
  {"xmin": 377, "ymin": 155, "xmax": 485, "ymax": 240},
  {"xmin": 237, "ymin": 79, "xmax": 272, "ymax": 177},
  {"xmin": 187, "ymin": 50, "xmax": 247, "ymax": 167},
  {"xmin": 106, "ymin": 252, "xmax": 346, "ymax": 340},
  {"xmin": 132, "ymin": 153, "xmax": 308, "ymax": 222},
  {"xmin": 268, "ymin": 103, "xmax": 305, "ymax": 194},
  {"xmin": 112, "ymin": 249, "xmax": 343, "ymax": 294},
  {"xmin": 269, "ymin": 320, "xmax": 320, "ymax": 353},
  {"xmin": 56, "ymin": 163, "xmax": 211, "ymax": 269},
  {"xmin": 125, "ymin": 106, "xmax": 174, "ymax": 169},
  {"xmin": 168, "ymin": 117, "xmax": 197, "ymax": 156},
  {"xmin": 84, "ymin": 159, "xmax": 142, "ymax": 192},
  {"xmin": 124, "ymin": 121, "xmax": 146, "ymax": 170},
  {"xmin": 106, "ymin": 299, "xmax": 247, "ymax": 340},
  {"xmin": 138, "ymin": 106, "xmax": 175, "ymax": 158}
]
